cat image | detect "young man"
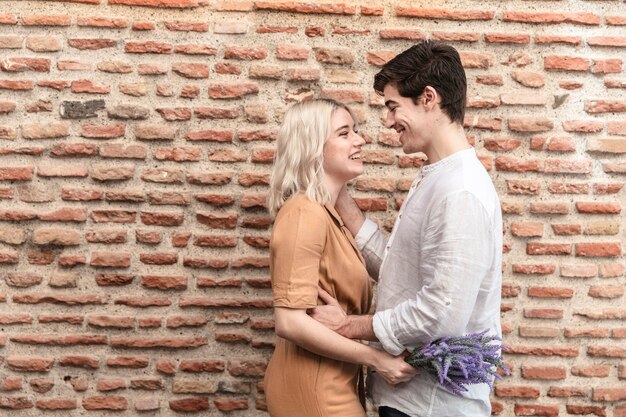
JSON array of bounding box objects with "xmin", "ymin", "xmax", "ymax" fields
[{"xmin": 309, "ymin": 41, "xmax": 503, "ymax": 417}]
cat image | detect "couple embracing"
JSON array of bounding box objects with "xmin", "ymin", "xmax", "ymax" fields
[{"xmin": 263, "ymin": 41, "xmax": 503, "ymax": 417}]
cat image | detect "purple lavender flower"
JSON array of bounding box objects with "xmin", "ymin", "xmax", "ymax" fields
[{"xmin": 404, "ymin": 329, "xmax": 510, "ymax": 396}]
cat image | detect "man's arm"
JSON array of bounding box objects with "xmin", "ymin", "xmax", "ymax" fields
[
  {"xmin": 335, "ymin": 184, "xmax": 366, "ymax": 236},
  {"xmin": 336, "ymin": 185, "xmax": 386, "ymax": 280},
  {"xmin": 308, "ymin": 288, "xmax": 377, "ymax": 341}
]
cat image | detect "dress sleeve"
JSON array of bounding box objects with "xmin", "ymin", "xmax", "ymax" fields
[{"xmin": 270, "ymin": 203, "xmax": 328, "ymax": 308}]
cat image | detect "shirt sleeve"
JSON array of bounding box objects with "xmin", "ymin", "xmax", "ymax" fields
[
  {"xmin": 270, "ymin": 203, "xmax": 327, "ymax": 309},
  {"xmin": 355, "ymin": 218, "xmax": 386, "ymax": 281},
  {"xmin": 373, "ymin": 191, "xmax": 495, "ymax": 355}
]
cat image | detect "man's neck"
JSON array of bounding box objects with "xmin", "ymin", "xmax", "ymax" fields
[{"xmin": 423, "ymin": 120, "xmax": 470, "ymax": 165}]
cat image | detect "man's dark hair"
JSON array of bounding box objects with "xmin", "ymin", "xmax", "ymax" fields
[{"xmin": 373, "ymin": 40, "xmax": 467, "ymax": 124}]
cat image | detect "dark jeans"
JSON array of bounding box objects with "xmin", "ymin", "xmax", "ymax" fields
[{"xmin": 379, "ymin": 406, "xmax": 411, "ymax": 417}]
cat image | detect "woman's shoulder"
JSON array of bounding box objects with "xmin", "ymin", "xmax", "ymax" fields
[{"xmin": 276, "ymin": 194, "xmax": 328, "ymax": 223}]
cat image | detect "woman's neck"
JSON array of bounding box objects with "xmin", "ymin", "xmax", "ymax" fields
[{"xmin": 324, "ymin": 178, "xmax": 342, "ymax": 206}]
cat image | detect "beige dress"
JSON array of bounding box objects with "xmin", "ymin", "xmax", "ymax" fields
[{"xmin": 264, "ymin": 194, "xmax": 372, "ymax": 417}]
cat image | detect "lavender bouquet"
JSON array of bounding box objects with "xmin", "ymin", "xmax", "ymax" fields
[{"xmin": 404, "ymin": 329, "xmax": 509, "ymax": 395}]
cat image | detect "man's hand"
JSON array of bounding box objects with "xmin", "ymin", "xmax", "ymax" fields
[
  {"xmin": 307, "ymin": 288, "xmax": 348, "ymax": 334},
  {"xmin": 309, "ymin": 288, "xmax": 378, "ymax": 341}
]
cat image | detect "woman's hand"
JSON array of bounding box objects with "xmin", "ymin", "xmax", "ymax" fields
[{"xmin": 369, "ymin": 350, "xmax": 418, "ymax": 385}]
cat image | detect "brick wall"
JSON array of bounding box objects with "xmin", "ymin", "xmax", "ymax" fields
[{"xmin": 0, "ymin": 0, "xmax": 624, "ymax": 415}]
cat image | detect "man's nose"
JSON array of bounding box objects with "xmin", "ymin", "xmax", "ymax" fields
[{"xmin": 384, "ymin": 111, "xmax": 395, "ymax": 128}]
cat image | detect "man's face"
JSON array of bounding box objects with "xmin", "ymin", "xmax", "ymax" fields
[{"xmin": 383, "ymin": 83, "xmax": 428, "ymax": 155}]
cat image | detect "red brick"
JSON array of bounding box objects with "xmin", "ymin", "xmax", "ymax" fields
[
  {"xmin": 524, "ymin": 309, "xmax": 563, "ymax": 319},
  {"xmin": 575, "ymin": 310, "xmax": 626, "ymax": 320},
  {"xmin": 544, "ymin": 159, "xmax": 592, "ymax": 174},
  {"xmin": 599, "ymin": 263, "xmax": 625, "ymax": 278},
  {"xmin": 486, "ymin": 33, "xmax": 530, "ymax": 44},
  {"xmin": 379, "ymin": 29, "xmax": 426, "ymax": 40},
  {"xmin": 560, "ymin": 263, "xmax": 597, "ymax": 278},
  {"xmin": 460, "ymin": 52, "xmax": 493, "ymax": 69},
  {"xmin": 495, "ymin": 386, "xmax": 540, "ymax": 398},
  {"xmin": 548, "ymin": 183, "xmax": 588, "ymax": 194},
  {"xmin": 82, "ymin": 396, "xmax": 128, "ymax": 411},
  {"xmin": 528, "ymin": 286, "xmax": 574, "ymax": 298},
  {"xmin": 7, "ymin": 356, "xmax": 54, "ymax": 372},
  {"xmin": 535, "ymin": 35, "xmax": 582, "ymax": 45},
  {"xmin": 109, "ymin": 0, "xmax": 204, "ymax": 7},
  {"xmin": 608, "ymin": 121, "xmax": 626, "ymax": 136},
  {"xmin": 585, "ymin": 100, "xmax": 626, "ymax": 113},
  {"xmin": 36, "ymin": 398, "xmax": 77, "ymax": 410},
  {"xmin": 214, "ymin": 398, "xmax": 248, "ymax": 411},
  {"xmin": 588, "ymin": 36, "xmax": 626, "ymax": 47},
  {"xmin": 548, "ymin": 386, "xmax": 587, "ymax": 397},
  {"xmin": 576, "ymin": 202, "xmax": 621, "ymax": 214},
  {"xmin": 275, "ymin": 44, "xmax": 309, "ymax": 61},
  {"xmin": 565, "ymin": 327, "xmax": 610, "ymax": 338},
  {"xmin": 521, "ymin": 366, "xmax": 566, "ymax": 380},
  {"xmin": 544, "ymin": 55, "xmax": 590, "ymax": 71},
  {"xmin": 208, "ymin": 82, "xmax": 258, "ymax": 99},
  {"xmin": 512, "ymin": 264, "xmax": 555, "ymax": 275},
  {"xmin": 504, "ymin": 12, "xmax": 599, "ymax": 25},
  {"xmin": 256, "ymin": 25, "xmax": 297, "ymax": 33},
  {"xmin": 248, "ymin": 64, "xmax": 283, "ymax": 79},
  {"xmin": 589, "ymin": 284, "xmax": 624, "ymax": 298},
  {"xmin": 314, "ymin": 47, "xmax": 354, "ymax": 64},
  {"xmin": 511, "ymin": 222, "xmax": 543, "ymax": 237},
  {"xmin": 22, "ymin": 14, "xmax": 71, "ymax": 26},
  {"xmin": 496, "ymin": 156, "xmax": 542, "ymax": 172},
  {"xmin": 519, "ymin": 325, "xmax": 560, "ymax": 337},
  {"xmin": 592, "ymin": 388, "xmax": 626, "ymax": 401},
  {"xmin": 396, "ymin": 7, "xmax": 494, "ymax": 21},
  {"xmin": 304, "ymin": 26, "xmax": 324, "ymax": 37},
  {"xmin": 566, "ymin": 404, "xmax": 607, "ymax": 416},
  {"xmin": 164, "ymin": 20, "xmax": 208, "ymax": 32},
  {"xmin": 575, "ymin": 242, "xmax": 621, "ymax": 257},
  {"xmin": 255, "ymin": 2, "xmax": 356, "ymax": 15},
  {"xmin": 90, "ymin": 252, "xmax": 131, "ymax": 268},
  {"xmin": 563, "ymin": 120, "xmax": 604, "ymax": 133},
  {"xmin": 592, "ymin": 59, "xmax": 623, "ymax": 74},
  {"xmin": 76, "ymin": 16, "xmax": 127, "ymax": 27},
  {"xmin": 508, "ymin": 118, "xmax": 554, "ymax": 132},
  {"xmin": 366, "ymin": 50, "xmax": 395, "ymax": 66},
  {"xmin": 224, "ymin": 46, "xmax": 267, "ymax": 60},
  {"xmin": 0, "ymin": 80, "xmax": 34, "ymax": 90},
  {"xmin": 513, "ymin": 404, "xmax": 559, "ymax": 417}
]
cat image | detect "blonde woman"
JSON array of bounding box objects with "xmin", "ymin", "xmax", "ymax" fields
[{"xmin": 264, "ymin": 99, "xmax": 416, "ymax": 417}]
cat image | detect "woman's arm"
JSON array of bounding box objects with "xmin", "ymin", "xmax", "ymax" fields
[{"xmin": 275, "ymin": 306, "xmax": 416, "ymax": 385}]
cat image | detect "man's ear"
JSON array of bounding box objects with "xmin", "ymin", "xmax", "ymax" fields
[{"xmin": 422, "ymin": 86, "xmax": 439, "ymax": 111}]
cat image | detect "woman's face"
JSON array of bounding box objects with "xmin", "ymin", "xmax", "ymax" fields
[{"xmin": 323, "ymin": 107, "xmax": 366, "ymax": 185}]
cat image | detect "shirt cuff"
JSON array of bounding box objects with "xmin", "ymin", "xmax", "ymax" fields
[
  {"xmin": 373, "ymin": 310, "xmax": 405, "ymax": 356},
  {"xmin": 355, "ymin": 218, "xmax": 378, "ymax": 250}
]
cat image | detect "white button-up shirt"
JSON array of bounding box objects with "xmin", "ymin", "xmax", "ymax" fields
[{"xmin": 356, "ymin": 148, "xmax": 503, "ymax": 417}]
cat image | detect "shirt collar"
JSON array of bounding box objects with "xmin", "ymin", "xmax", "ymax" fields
[
  {"xmin": 323, "ymin": 203, "xmax": 344, "ymax": 227},
  {"xmin": 421, "ymin": 147, "xmax": 475, "ymax": 177}
]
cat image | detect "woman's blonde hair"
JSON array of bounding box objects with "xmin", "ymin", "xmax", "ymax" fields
[{"xmin": 268, "ymin": 99, "xmax": 356, "ymax": 215}]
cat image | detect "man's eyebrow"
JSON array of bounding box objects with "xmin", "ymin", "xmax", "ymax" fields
[{"xmin": 384, "ymin": 100, "xmax": 397, "ymax": 107}]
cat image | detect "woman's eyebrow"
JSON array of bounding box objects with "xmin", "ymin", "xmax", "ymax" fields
[{"xmin": 334, "ymin": 124, "xmax": 352, "ymax": 132}]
